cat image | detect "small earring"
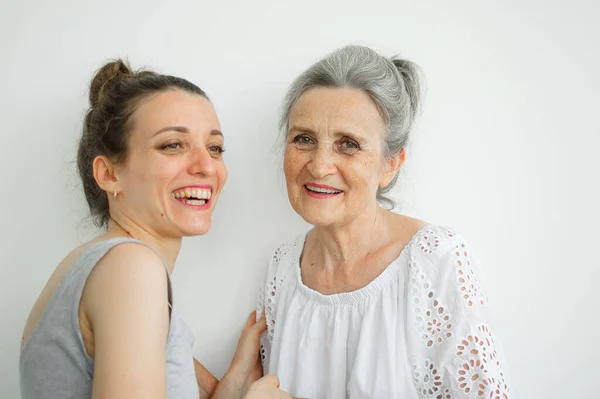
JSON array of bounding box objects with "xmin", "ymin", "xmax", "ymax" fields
[{"xmin": 113, "ymin": 188, "xmax": 117, "ymax": 199}]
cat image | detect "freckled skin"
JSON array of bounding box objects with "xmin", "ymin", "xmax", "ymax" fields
[
  {"xmin": 282, "ymin": 87, "xmax": 421, "ymax": 298},
  {"xmin": 284, "ymin": 87, "xmax": 398, "ymax": 229}
]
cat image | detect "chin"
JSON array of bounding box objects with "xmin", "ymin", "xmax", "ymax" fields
[
  {"xmin": 180, "ymin": 219, "xmax": 212, "ymax": 237},
  {"xmin": 297, "ymin": 208, "xmax": 339, "ymax": 228}
]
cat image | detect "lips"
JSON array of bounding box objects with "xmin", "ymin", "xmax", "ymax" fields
[
  {"xmin": 304, "ymin": 184, "xmax": 342, "ymax": 194},
  {"xmin": 303, "ymin": 183, "xmax": 343, "ymax": 199}
]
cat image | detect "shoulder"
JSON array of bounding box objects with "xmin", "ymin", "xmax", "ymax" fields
[
  {"xmin": 92, "ymin": 240, "xmax": 166, "ymax": 282},
  {"xmin": 270, "ymin": 233, "xmax": 306, "ymax": 265},
  {"xmin": 408, "ymin": 224, "xmax": 477, "ymax": 270},
  {"xmin": 260, "ymin": 232, "xmax": 305, "ymax": 293},
  {"xmin": 265, "ymin": 232, "xmax": 306, "ymax": 277},
  {"xmin": 407, "ymin": 224, "xmax": 488, "ymax": 308},
  {"xmin": 82, "ymin": 240, "xmax": 169, "ymax": 321},
  {"xmin": 257, "ymin": 232, "xmax": 305, "ymax": 309},
  {"xmin": 406, "ymin": 223, "xmax": 463, "ymax": 256}
]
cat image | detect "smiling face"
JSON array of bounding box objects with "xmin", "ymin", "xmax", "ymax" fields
[
  {"xmin": 283, "ymin": 87, "xmax": 400, "ymax": 228},
  {"xmin": 111, "ymin": 89, "xmax": 227, "ymax": 237}
]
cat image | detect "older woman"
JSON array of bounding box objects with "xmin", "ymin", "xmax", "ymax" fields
[
  {"xmin": 257, "ymin": 45, "xmax": 513, "ymax": 399},
  {"xmin": 20, "ymin": 59, "xmax": 291, "ymax": 399}
]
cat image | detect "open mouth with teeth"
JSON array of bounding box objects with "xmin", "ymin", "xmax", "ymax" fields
[
  {"xmin": 171, "ymin": 187, "xmax": 212, "ymax": 206},
  {"xmin": 304, "ymin": 184, "xmax": 343, "ymax": 197}
]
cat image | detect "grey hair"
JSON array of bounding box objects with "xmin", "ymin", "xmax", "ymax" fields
[{"xmin": 278, "ymin": 45, "xmax": 423, "ymax": 209}]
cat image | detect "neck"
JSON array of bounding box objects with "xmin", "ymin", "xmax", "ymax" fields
[
  {"xmin": 309, "ymin": 203, "xmax": 390, "ymax": 271},
  {"xmin": 106, "ymin": 216, "xmax": 182, "ymax": 273}
]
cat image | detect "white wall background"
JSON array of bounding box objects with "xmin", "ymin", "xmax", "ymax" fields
[{"xmin": 1, "ymin": 0, "xmax": 598, "ymax": 397}]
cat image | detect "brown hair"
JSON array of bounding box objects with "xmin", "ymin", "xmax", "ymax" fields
[{"xmin": 77, "ymin": 59, "xmax": 208, "ymax": 227}]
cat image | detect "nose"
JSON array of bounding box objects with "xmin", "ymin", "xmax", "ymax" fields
[
  {"xmin": 306, "ymin": 146, "xmax": 337, "ymax": 179},
  {"xmin": 188, "ymin": 147, "xmax": 216, "ymax": 176}
]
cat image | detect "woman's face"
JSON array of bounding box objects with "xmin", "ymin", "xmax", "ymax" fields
[
  {"xmin": 283, "ymin": 87, "xmax": 399, "ymax": 228},
  {"xmin": 112, "ymin": 89, "xmax": 227, "ymax": 237}
]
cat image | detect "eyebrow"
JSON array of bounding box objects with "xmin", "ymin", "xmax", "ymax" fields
[
  {"xmin": 289, "ymin": 125, "xmax": 363, "ymax": 141},
  {"xmin": 152, "ymin": 126, "xmax": 223, "ymax": 137},
  {"xmin": 289, "ymin": 125, "xmax": 316, "ymax": 135}
]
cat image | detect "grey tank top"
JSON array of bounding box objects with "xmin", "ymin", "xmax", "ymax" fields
[{"xmin": 19, "ymin": 237, "xmax": 200, "ymax": 399}]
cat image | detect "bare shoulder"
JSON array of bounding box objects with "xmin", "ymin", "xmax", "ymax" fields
[
  {"xmin": 95, "ymin": 241, "xmax": 163, "ymax": 269},
  {"xmin": 83, "ymin": 242, "xmax": 167, "ymax": 307},
  {"xmin": 80, "ymin": 241, "xmax": 170, "ymax": 352},
  {"xmin": 387, "ymin": 212, "xmax": 428, "ymax": 242}
]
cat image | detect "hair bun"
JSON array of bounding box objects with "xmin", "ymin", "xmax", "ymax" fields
[
  {"xmin": 89, "ymin": 59, "xmax": 135, "ymax": 108},
  {"xmin": 391, "ymin": 57, "xmax": 423, "ymax": 119}
]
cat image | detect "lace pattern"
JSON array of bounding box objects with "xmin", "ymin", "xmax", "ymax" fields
[
  {"xmin": 410, "ymin": 227, "xmax": 511, "ymax": 398},
  {"xmin": 258, "ymin": 226, "xmax": 512, "ymax": 398}
]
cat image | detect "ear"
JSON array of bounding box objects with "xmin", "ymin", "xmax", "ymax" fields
[
  {"xmin": 92, "ymin": 155, "xmax": 119, "ymax": 196},
  {"xmin": 379, "ymin": 148, "xmax": 406, "ymax": 188}
]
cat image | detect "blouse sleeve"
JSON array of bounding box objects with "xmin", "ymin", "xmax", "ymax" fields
[
  {"xmin": 256, "ymin": 258, "xmax": 273, "ymax": 374},
  {"xmin": 407, "ymin": 227, "xmax": 514, "ymax": 399},
  {"xmin": 255, "ymin": 239, "xmax": 297, "ymax": 375}
]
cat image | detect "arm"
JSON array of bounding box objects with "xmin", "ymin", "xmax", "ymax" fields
[
  {"xmin": 194, "ymin": 358, "xmax": 218, "ymax": 398},
  {"xmin": 196, "ymin": 245, "xmax": 291, "ymax": 399},
  {"xmin": 83, "ymin": 243, "xmax": 171, "ymax": 399},
  {"xmin": 207, "ymin": 312, "xmax": 266, "ymax": 399},
  {"xmin": 408, "ymin": 228, "xmax": 513, "ymax": 398}
]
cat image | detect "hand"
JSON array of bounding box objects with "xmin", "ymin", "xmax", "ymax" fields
[
  {"xmin": 243, "ymin": 375, "xmax": 293, "ymax": 399},
  {"xmin": 230, "ymin": 311, "xmax": 267, "ymax": 387}
]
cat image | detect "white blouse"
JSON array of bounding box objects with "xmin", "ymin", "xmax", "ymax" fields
[{"xmin": 256, "ymin": 224, "xmax": 513, "ymax": 399}]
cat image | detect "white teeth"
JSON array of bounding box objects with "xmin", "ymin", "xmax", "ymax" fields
[
  {"xmin": 171, "ymin": 188, "xmax": 213, "ymax": 200},
  {"xmin": 306, "ymin": 185, "xmax": 341, "ymax": 194},
  {"xmin": 184, "ymin": 199, "xmax": 207, "ymax": 205}
]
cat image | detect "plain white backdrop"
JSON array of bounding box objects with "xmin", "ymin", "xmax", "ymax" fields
[{"xmin": 1, "ymin": 0, "xmax": 598, "ymax": 397}]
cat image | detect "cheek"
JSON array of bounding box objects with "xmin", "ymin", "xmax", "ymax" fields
[
  {"xmin": 131, "ymin": 156, "xmax": 180, "ymax": 197},
  {"xmin": 283, "ymin": 148, "xmax": 303, "ymax": 184},
  {"xmin": 216, "ymin": 161, "xmax": 227, "ymax": 190},
  {"xmin": 153, "ymin": 159, "xmax": 180, "ymax": 186},
  {"xmin": 343, "ymin": 156, "xmax": 380, "ymax": 192}
]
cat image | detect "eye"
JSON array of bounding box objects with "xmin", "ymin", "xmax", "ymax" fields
[
  {"xmin": 160, "ymin": 141, "xmax": 183, "ymax": 150},
  {"xmin": 208, "ymin": 145, "xmax": 225, "ymax": 155},
  {"xmin": 292, "ymin": 134, "xmax": 315, "ymax": 148},
  {"xmin": 338, "ymin": 139, "xmax": 360, "ymax": 154}
]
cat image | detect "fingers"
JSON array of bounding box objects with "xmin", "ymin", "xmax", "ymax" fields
[
  {"xmin": 245, "ymin": 310, "xmax": 257, "ymax": 328},
  {"xmin": 259, "ymin": 374, "xmax": 280, "ymax": 388},
  {"xmin": 252, "ymin": 313, "xmax": 267, "ymax": 334},
  {"xmin": 244, "ymin": 311, "xmax": 266, "ymax": 336},
  {"xmin": 245, "ymin": 310, "xmax": 266, "ymax": 331},
  {"xmin": 245, "ymin": 375, "xmax": 302, "ymax": 399}
]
